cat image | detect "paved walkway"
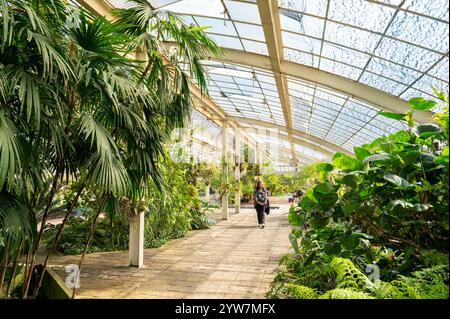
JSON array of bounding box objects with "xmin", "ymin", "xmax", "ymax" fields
[{"xmin": 48, "ymin": 202, "xmax": 293, "ymax": 299}]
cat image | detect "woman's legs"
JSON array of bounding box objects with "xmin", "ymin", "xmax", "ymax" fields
[{"xmin": 256, "ymin": 205, "xmax": 265, "ymax": 227}]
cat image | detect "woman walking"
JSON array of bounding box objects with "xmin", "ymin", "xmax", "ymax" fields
[{"xmin": 253, "ymin": 181, "xmax": 268, "ymax": 229}]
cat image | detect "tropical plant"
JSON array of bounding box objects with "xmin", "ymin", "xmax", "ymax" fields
[
  {"xmin": 0, "ymin": 0, "xmax": 220, "ymax": 298},
  {"xmin": 271, "ymin": 91, "xmax": 449, "ymax": 299}
]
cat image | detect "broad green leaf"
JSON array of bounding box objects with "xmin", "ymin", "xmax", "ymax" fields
[
  {"xmin": 341, "ymin": 201, "xmax": 360, "ymax": 214},
  {"xmin": 289, "ymin": 232, "xmax": 299, "ymax": 254},
  {"xmin": 434, "ymin": 147, "xmax": 449, "ymax": 166},
  {"xmin": 303, "ymin": 251, "xmax": 316, "ymax": 267},
  {"xmin": 363, "ymin": 154, "xmax": 391, "ymax": 165},
  {"xmin": 434, "ymin": 154, "xmax": 449, "ymax": 166},
  {"xmin": 340, "ymin": 234, "xmax": 360, "ymax": 250},
  {"xmin": 300, "ymin": 194, "xmax": 319, "ymax": 212},
  {"xmin": 317, "ymin": 193, "xmax": 339, "ymax": 210},
  {"xmin": 383, "ymin": 173, "xmax": 413, "ymax": 189},
  {"xmin": 310, "ymin": 217, "xmax": 329, "ymax": 229},
  {"xmin": 302, "ymin": 237, "xmax": 313, "ymax": 249},
  {"xmin": 333, "ymin": 152, "xmax": 361, "ymax": 171},
  {"xmin": 340, "ymin": 174, "xmax": 359, "ymax": 188},
  {"xmin": 354, "ymin": 147, "xmax": 371, "ymax": 162},
  {"xmin": 388, "ymin": 130, "xmax": 410, "ymax": 143},
  {"xmin": 313, "ymin": 183, "xmax": 338, "ymax": 210},
  {"xmin": 363, "ymin": 138, "xmax": 382, "ymax": 152},
  {"xmin": 378, "ymin": 111, "xmax": 407, "ymax": 120},
  {"xmin": 388, "ymin": 199, "xmax": 414, "ymax": 211},
  {"xmin": 288, "ymin": 209, "xmax": 305, "ymax": 226},
  {"xmin": 416, "ymin": 123, "xmax": 442, "ymax": 139},
  {"xmin": 324, "ymin": 242, "xmax": 342, "ymax": 256},
  {"xmin": 317, "ymin": 163, "xmax": 334, "ymax": 172},
  {"xmin": 314, "ymin": 182, "xmax": 335, "ymax": 194},
  {"xmin": 409, "ymin": 97, "xmax": 437, "ymax": 110},
  {"xmin": 432, "ymin": 86, "xmax": 449, "ymax": 103},
  {"xmin": 399, "ymin": 150, "xmax": 421, "ymax": 165}
]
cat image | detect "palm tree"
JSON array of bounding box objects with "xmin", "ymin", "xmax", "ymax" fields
[{"xmin": 0, "ymin": 0, "xmax": 221, "ymax": 298}]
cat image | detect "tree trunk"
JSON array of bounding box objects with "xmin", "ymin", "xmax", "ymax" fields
[
  {"xmin": 71, "ymin": 192, "xmax": 108, "ymax": 299},
  {"xmin": 22, "ymin": 162, "xmax": 62, "ymax": 298},
  {"xmin": 31, "ymin": 183, "xmax": 85, "ymax": 298}
]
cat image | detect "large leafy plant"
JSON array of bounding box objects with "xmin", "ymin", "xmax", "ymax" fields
[{"xmin": 288, "ymin": 92, "xmax": 449, "ymax": 280}]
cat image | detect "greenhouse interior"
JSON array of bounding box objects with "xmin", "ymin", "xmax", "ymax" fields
[{"xmin": 0, "ymin": 0, "xmax": 449, "ymax": 302}]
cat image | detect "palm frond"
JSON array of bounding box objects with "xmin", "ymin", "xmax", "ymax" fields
[
  {"xmin": 78, "ymin": 114, "xmax": 130, "ymax": 195},
  {"xmin": 0, "ymin": 110, "xmax": 22, "ymax": 192}
]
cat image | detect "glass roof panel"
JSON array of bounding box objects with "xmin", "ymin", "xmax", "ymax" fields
[
  {"xmin": 328, "ymin": 0, "xmax": 396, "ymax": 32},
  {"xmin": 287, "ymin": 76, "xmax": 411, "ymax": 150},
  {"xmin": 319, "ymin": 58, "xmax": 362, "ymax": 80},
  {"xmin": 283, "ymin": 31, "xmax": 322, "ymax": 54},
  {"xmin": 284, "ymin": 48, "xmax": 319, "ymax": 67},
  {"xmin": 321, "ymin": 43, "xmax": 370, "ymax": 69},
  {"xmin": 233, "ymin": 22, "xmax": 266, "ymax": 41},
  {"xmin": 387, "ymin": 11, "xmax": 449, "ymax": 53},
  {"xmin": 324, "ymin": 22, "xmax": 382, "ymax": 53},
  {"xmin": 275, "ymin": 1, "xmax": 449, "ymax": 111},
  {"xmin": 241, "ymin": 39, "xmax": 269, "ymax": 55},
  {"xmin": 159, "ymin": 0, "xmax": 225, "ymax": 17},
  {"xmin": 106, "ymin": 0, "xmax": 450, "ymax": 164},
  {"xmin": 206, "ymin": 34, "xmax": 244, "ymax": 50},
  {"xmin": 402, "ymin": 0, "xmax": 449, "ymax": 21},
  {"xmin": 192, "ymin": 16, "xmax": 237, "ymax": 36},
  {"xmin": 374, "ymin": 37, "xmax": 441, "ymax": 71},
  {"xmin": 202, "ymin": 61, "xmax": 286, "ymax": 126},
  {"xmin": 279, "ymin": 0, "xmax": 328, "ymax": 17},
  {"xmin": 428, "ymin": 57, "xmax": 449, "ymax": 82},
  {"xmin": 224, "ymin": 0, "xmax": 262, "ymax": 24},
  {"xmin": 359, "ymin": 72, "xmax": 407, "ymax": 96},
  {"xmin": 365, "ymin": 58, "xmax": 422, "ymax": 84},
  {"xmin": 280, "ymin": 9, "xmax": 325, "ymax": 38}
]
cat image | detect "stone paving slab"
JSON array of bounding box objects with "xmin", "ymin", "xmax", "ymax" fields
[{"xmin": 47, "ymin": 203, "xmax": 293, "ymax": 299}]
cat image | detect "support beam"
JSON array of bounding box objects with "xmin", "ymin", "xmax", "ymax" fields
[
  {"xmin": 77, "ymin": 0, "xmax": 115, "ymax": 20},
  {"xmin": 83, "ymin": 2, "xmax": 430, "ymax": 123},
  {"xmin": 128, "ymin": 212, "xmax": 144, "ymax": 267},
  {"xmin": 257, "ymin": 0, "xmax": 297, "ymax": 162},
  {"xmin": 234, "ymin": 127, "xmax": 241, "ymax": 214},
  {"xmin": 227, "ymin": 116, "xmax": 347, "ymax": 156},
  {"xmin": 204, "ymin": 48, "xmax": 433, "ymax": 122},
  {"xmin": 221, "ymin": 121, "xmax": 229, "ymax": 220},
  {"xmin": 75, "ymin": 0, "xmax": 267, "ymax": 161}
]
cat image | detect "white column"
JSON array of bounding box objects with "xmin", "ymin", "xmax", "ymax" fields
[
  {"xmin": 129, "ymin": 211, "xmax": 144, "ymax": 267},
  {"xmin": 129, "ymin": 48, "xmax": 147, "ymax": 268},
  {"xmin": 221, "ymin": 121, "xmax": 228, "ymax": 220},
  {"xmin": 205, "ymin": 184, "xmax": 210, "ymax": 200},
  {"xmin": 234, "ymin": 128, "xmax": 241, "ymax": 214}
]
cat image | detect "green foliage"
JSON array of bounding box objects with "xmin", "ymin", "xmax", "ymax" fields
[
  {"xmin": 398, "ymin": 264, "xmax": 449, "ymax": 299},
  {"xmin": 43, "ymin": 149, "xmax": 217, "ymax": 253},
  {"xmin": 319, "ymin": 288, "xmax": 374, "ymax": 299},
  {"xmin": 270, "ymin": 255, "xmax": 448, "ymax": 299},
  {"xmin": 269, "ymin": 92, "xmax": 449, "ymax": 299},
  {"xmin": 330, "ymin": 257, "xmax": 376, "ymax": 292},
  {"xmin": 267, "ymin": 283, "xmax": 317, "ymax": 299},
  {"xmin": 1, "ymin": 0, "xmax": 222, "ymax": 298}
]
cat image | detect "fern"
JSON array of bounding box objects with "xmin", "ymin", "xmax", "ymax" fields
[
  {"xmin": 320, "ymin": 288, "xmax": 374, "ymax": 299},
  {"xmin": 330, "ymin": 257, "xmax": 376, "ymax": 292}
]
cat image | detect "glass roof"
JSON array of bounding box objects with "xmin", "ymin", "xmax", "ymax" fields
[
  {"xmin": 279, "ymin": 0, "xmax": 449, "ymax": 110},
  {"xmin": 201, "ymin": 60, "xmax": 286, "ymax": 126},
  {"xmin": 288, "ymin": 76, "xmax": 407, "ymax": 151},
  {"xmin": 107, "ymin": 0, "xmax": 449, "ymax": 164}
]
